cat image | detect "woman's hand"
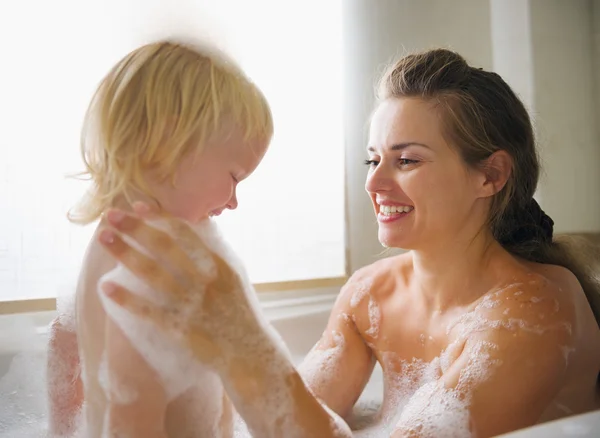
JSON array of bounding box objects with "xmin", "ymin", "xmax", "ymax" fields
[
  {"xmin": 98, "ymin": 203, "xmax": 353, "ymax": 438},
  {"xmin": 97, "ymin": 203, "xmax": 263, "ymax": 370}
]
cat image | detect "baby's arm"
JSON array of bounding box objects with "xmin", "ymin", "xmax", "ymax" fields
[
  {"xmin": 103, "ymin": 317, "xmax": 170, "ymax": 438},
  {"xmin": 47, "ymin": 317, "xmax": 84, "ymax": 436}
]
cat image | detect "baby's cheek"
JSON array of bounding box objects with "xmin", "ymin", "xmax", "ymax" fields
[
  {"xmin": 179, "ymin": 198, "xmax": 211, "ymax": 224},
  {"xmin": 213, "ymin": 181, "xmax": 235, "ymax": 204}
]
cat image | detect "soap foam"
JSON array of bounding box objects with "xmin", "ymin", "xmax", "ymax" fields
[
  {"xmin": 350, "ymin": 278, "xmax": 373, "ymax": 308},
  {"xmin": 298, "ymin": 330, "xmax": 345, "ymax": 390},
  {"xmin": 0, "ymin": 281, "xmax": 88, "ymax": 438},
  {"xmin": 393, "ymin": 381, "xmax": 470, "ymax": 438},
  {"xmin": 364, "ymin": 297, "xmax": 381, "ymax": 339},
  {"xmin": 351, "ymin": 284, "xmax": 574, "ymax": 438},
  {"xmin": 98, "ymin": 218, "xmax": 298, "ymax": 438},
  {"xmin": 98, "ymin": 264, "xmax": 209, "ymax": 401}
]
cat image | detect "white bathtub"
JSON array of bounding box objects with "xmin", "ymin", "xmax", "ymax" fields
[
  {"xmin": 0, "ymin": 292, "xmax": 340, "ymax": 378},
  {"xmin": 1, "ymin": 292, "xmax": 599, "ymax": 437}
]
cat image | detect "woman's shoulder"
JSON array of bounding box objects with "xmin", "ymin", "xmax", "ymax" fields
[
  {"xmin": 342, "ymin": 252, "xmax": 412, "ymax": 297},
  {"xmin": 472, "ymin": 265, "xmax": 578, "ymax": 341}
]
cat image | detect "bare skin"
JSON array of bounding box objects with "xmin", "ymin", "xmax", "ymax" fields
[
  {"xmin": 48, "ymin": 222, "xmax": 234, "ymax": 438},
  {"xmin": 97, "ymin": 208, "xmax": 600, "ymax": 438},
  {"xmin": 47, "ymin": 319, "xmax": 84, "ymax": 436},
  {"xmin": 94, "ymin": 95, "xmax": 600, "ymax": 437},
  {"xmin": 47, "ymin": 128, "xmax": 267, "ymax": 437},
  {"xmin": 305, "ymin": 250, "xmax": 600, "ymax": 437},
  {"xmin": 97, "ymin": 208, "xmax": 352, "ymax": 438}
]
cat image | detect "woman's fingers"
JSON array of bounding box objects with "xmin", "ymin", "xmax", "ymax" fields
[
  {"xmin": 131, "ymin": 202, "xmax": 200, "ymax": 244},
  {"xmin": 98, "ymin": 228, "xmax": 190, "ymax": 301},
  {"xmin": 131, "ymin": 201, "xmax": 158, "ymax": 217},
  {"xmin": 131, "ymin": 203, "xmax": 211, "ymax": 257},
  {"xmin": 101, "ymin": 282, "xmax": 178, "ymax": 331},
  {"xmin": 211, "ymin": 251, "xmax": 241, "ymax": 291},
  {"xmin": 120, "ymin": 204, "xmax": 216, "ymax": 277},
  {"xmin": 105, "ymin": 209, "xmax": 210, "ymax": 284},
  {"xmin": 102, "ymin": 281, "xmax": 223, "ymax": 365}
]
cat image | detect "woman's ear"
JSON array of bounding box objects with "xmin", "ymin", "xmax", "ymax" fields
[{"xmin": 478, "ymin": 150, "xmax": 513, "ymax": 198}]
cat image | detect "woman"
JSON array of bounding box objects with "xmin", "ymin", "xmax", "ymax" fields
[{"xmin": 96, "ymin": 49, "xmax": 600, "ymax": 437}]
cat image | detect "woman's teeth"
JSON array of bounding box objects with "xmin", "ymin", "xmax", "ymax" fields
[{"xmin": 379, "ymin": 205, "xmax": 413, "ymax": 215}]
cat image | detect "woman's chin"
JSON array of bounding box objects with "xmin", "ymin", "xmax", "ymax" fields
[{"xmin": 378, "ymin": 232, "xmax": 413, "ymax": 250}]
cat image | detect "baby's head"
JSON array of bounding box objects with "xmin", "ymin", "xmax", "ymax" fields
[{"xmin": 69, "ymin": 39, "xmax": 273, "ymax": 225}]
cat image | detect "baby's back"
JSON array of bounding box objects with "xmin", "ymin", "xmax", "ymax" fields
[
  {"xmin": 74, "ymin": 224, "xmax": 232, "ymax": 437},
  {"xmin": 75, "ymin": 227, "xmax": 114, "ymax": 436}
]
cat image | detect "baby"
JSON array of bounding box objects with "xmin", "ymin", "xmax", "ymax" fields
[{"xmin": 47, "ymin": 38, "xmax": 272, "ymax": 437}]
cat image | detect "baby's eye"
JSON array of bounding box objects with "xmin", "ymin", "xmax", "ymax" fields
[{"xmin": 364, "ymin": 159, "xmax": 379, "ymax": 167}]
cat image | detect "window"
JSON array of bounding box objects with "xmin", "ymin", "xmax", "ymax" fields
[{"xmin": 0, "ymin": 0, "xmax": 345, "ymax": 303}]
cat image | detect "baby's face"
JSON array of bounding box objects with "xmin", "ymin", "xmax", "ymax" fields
[{"xmin": 153, "ymin": 128, "xmax": 269, "ymax": 224}]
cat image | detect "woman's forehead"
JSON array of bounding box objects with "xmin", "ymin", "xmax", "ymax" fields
[{"xmin": 368, "ymin": 98, "xmax": 444, "ymax": 152}]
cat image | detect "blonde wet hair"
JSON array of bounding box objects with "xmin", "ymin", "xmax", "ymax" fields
[{"xmin": 68, "ymin": 39, "xmax": 273, "ymax": 225}]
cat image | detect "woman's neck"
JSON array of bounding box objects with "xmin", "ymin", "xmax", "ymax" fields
[{"xmin": 410, "ymin": 227, "xmax": 504, "ymax": 312}]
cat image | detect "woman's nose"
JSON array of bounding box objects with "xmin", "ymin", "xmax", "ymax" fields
[{"xmin": 365, "ymin": 164, "xmax": 393, "ymax": 194}]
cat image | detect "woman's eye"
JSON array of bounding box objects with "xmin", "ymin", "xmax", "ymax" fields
[
  {"xmin": 399, "ymin": 159, "xmax": 419, "ymax": 166},
  {"xmin": 364, "ymin": 158, "xmax": 419, "ymax": 168}
]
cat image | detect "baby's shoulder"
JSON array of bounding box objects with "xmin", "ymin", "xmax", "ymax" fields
[{"xmin": 76, "ymin": 230, "xmax": 117, "ymax": 298}]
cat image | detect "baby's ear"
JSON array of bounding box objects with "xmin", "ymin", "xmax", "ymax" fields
[{"xmin": 478, "ymin": 150, "xmax": 513, "ymax": 198}]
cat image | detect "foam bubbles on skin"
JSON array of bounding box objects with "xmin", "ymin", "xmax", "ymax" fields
[
  {"xmin": 190, "ymin": 219, "xmax": 293, "ymax": 364},
  {"xmin": 225, "ymin": 343, "xmax": 302, "ymax": 438},
  {"xmin": 0, "ymin": 282, "xmax": 90, "ymax": 438},
  {"xmin": 393, "ymin": 381, "xmax": 471, "ymax": 438},
  {"xmin": 365, "ymin": 298, "xmax": 381, "ymax": 339},
  {"xmin": 350, "ymin": 278, "xmax": 373, "ymax": 308},
  {"xmin": 353, "ymin": 339, "xmax": 502, "ymax": 438},
  {"xmin": 298, "ymin": 330, "xmax": 345, "ymax": 390},
  {"xmin": 98, "ymin": 265, "xmax": 211, "ymax": 401},
  {"xmin": 349, "ymin": 279, "xmax": 381, "ymax": 340},
  {"xmin": 100, "ymin": 218, "xmax": 299, "ymax": 438},
  {"xmin": 446, "ymin": 288, "xmax": 572, "ymax": 341},
  {"xmin": 97, "ymin": 353, "xmax": 138, "ymax": 405},
  {"xmin": 353, "ymin": 284, "xmax": 576, "ymax": 438},
  {"xmin": 350, "ymin": 354, "xmax": 441, "ymax": 437}
]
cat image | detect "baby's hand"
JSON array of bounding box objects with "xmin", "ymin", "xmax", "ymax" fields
[{"xmin": 97, "ymin": 204, "xmax": 262, "ymax": 371}]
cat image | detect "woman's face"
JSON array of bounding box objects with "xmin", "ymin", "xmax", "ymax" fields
[
  {"xmin": 365, "ymin": 97, "xmax": 489, "ymax": 250},
  {"xmin": 151, "ymin": 128, "xmax": 269, "ymax": 224}
]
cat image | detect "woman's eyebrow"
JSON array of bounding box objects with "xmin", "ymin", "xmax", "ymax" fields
[{"xmin": 367, "ymin": 142, "xmax": 431, "ymax": 153}]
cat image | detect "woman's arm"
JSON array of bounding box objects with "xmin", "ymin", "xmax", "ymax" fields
[
  {"xmin": 219, "ymin": 276, "xmax": 376, "ymax": 435},
  {"xmin": 97, "ymin": 206, "xmax": 354, "ymax": 437},
  {"xmin": 102, "ymin": 270, "xmax": 353, "ymax": 438},
  {"xmin": 298, "ymin": 279, "xmax": 376, "ymax": 419},
  {"xmin": 220, "ymin": 334, "xmax": 353, "ymax": 437}
]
